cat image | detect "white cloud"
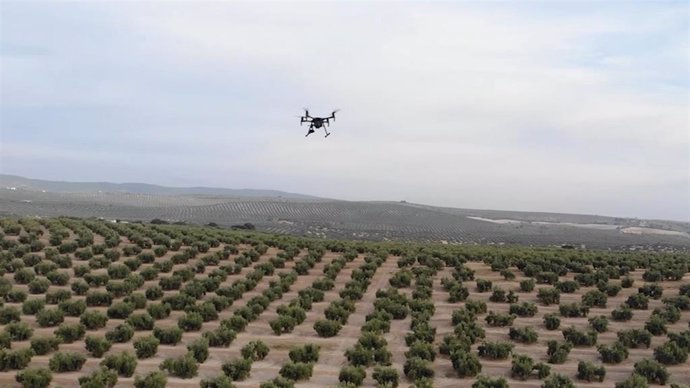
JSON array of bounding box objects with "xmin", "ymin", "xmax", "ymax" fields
[{"xmin": 1, "ymin": 2, "xmax": 688, "ymax": 220}]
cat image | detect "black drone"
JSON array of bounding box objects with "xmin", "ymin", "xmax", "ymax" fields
[{"xmin": 300, "ymin": 108, "xmax": 338, "ymax": 137}]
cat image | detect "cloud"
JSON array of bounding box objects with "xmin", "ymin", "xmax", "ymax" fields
[{"xmin": 1, "ymin": 2, "xmax": 688, "ymax": 220}]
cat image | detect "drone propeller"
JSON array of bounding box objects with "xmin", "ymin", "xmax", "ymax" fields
[{"xmin": 331, "ymin": 109, "xmax": 339, "ymax": 121}]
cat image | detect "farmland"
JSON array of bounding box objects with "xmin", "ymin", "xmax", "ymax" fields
[
  {"xmin": 0, "ymin": 217, "xmax": 689, "ymax": 387},
  {"xmin": 1, "ymin": 187, "xmax": 688, "ymax": 250}
]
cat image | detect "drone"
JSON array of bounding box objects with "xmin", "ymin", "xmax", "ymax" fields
[{"xmin": 300, "ymin": 108, "xmax": 338, "ymax": 137}]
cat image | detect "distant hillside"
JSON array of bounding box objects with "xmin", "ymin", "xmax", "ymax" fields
[
  {"xmin": 0, "ymin": 174, "xmax": 321, "ymax": 200},
  {"xmin": 1, "ymin": 174, "xmax": 687, "ymax": 250}
]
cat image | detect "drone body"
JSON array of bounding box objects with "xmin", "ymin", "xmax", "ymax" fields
[{"xmin": 300, "ymin": 109, "xmax": 338, "ymax": 137}]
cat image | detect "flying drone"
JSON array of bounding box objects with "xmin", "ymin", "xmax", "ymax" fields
[{"xmin": 300, "ymin": 108, "xmax": 338, "ymax": 137}]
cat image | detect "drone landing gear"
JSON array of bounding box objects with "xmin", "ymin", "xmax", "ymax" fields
[
  {"xmin": 325, "ymin": 132, "xmax": 331, "ymax": 138},
  {"xmin": 305, "ymin": 127, "xmax": 315, "ymax": 137}
]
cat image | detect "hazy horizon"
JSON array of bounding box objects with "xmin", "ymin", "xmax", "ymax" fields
[{"xmin": 1, "ymin": 2, "xmax": 688, "ymax": 221}]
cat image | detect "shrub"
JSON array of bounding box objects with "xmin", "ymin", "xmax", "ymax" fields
[
  {"xmin": 509, "ymin": 302, "xmax": 538, "ymax": 317},
  {"xmin": 555, "ymin": 280, "xmax": 579, "ymax": 293},
  {"xmin": 542, "ymin": 374, "xmax": 575, "ymax": 388},
  {"xmin": 16, "ymin": 367, "xmax": 52, "ymax": 388},
  {"xmin": 54, "ymin": 323, "xmax": 85, "ymax": 343},
  {"xmin": 106, "ymin": 324, "xmax": 134, "ymax": 343},
  {"xmin": 645, "ymin": 315, "xmax": 667, "ymax": 336},
  {"xmin": 5, "ymin": 321, "xmax": 33, "ymax": 341},
  {"xmin": 80, "ymin": 310, "xmax": 108, "ymax": 330},
  {"xmin": 598, "ymin": 341, "xmax": 629, "ymax": 364},
  {"xmin": 127, "ymin": 313, "xmax": 154, "ymax": 331},
  {"xmin": 45, "ymin": 289, "xmax": 72, "ymax": 305},
  {"xmin": 639, "ymin": 283, "xmax": 663, "ymax": 299},
  {"xmin": 618, "ymin": 329, "xmax": 652, "ymax": 348},
  {"xmin": 476, "ymin": 279, "xmax": 492, "ymax": 292},
  {"xmin": 562, "ymin": 326, "xmax": 597, "ymax": 347},
  {"xmin": 78, "ymin": 367, "xmax": 118, "ymax": 388},
  {"xmin": 654, "ymin": 341, "xmax": 688, "ymax": 365},
  {"xmin": 28, "ymin": 278, "xmax": 50, "ymax": 294},
  {"xmin": 577, "ymin": 361, "xmax": 606, "ymax": 382},
  {"xmin": 86, "ymin": 291, "xmax": 112, "ymax": 307},
  {"xmin": 203, "ymin": 326, "xmax": 236, "ymax": 347},
  {"xmin": 30, "ymin": 336, "xmax": 61, "ymax": 355},
  {"xmin": 633, "ymin": 359, "xmax": 669, "ymax": 384},
  {"xmin": 406, "ymin": 341, "xmax": 436, "ymax": 361},
  {"xmin": 373, "ymin": 366, "xmax": 399, "ymax": 387},
  {"xmin": 22, "ymin": 299, "xmax": 45, "ymax": 315},
  {"xmin": 520, "ymin": 278, "xmax": 535, "ymax": 292},
  {"xmin": 478, "ymin": 341, "xmax": 514, "ymax": 360},
  {"xmin": 85, "ymin": 336, "xmax": 112, "ymax": 357},
  {"xmin": 134, "ymin": 371, "xmax": 168, "ymax": 388},
  {"xmin": 339, "ymin": 366, "xmax": 366, "ymax": 386},
  {"xmin": 46, "ymin": 271, "xmax": 70, "ymax": 286},
  {"xmin": 14, "ymin": 268, "xmax": 36, "ymax": 284},
  {"xmin": 187, "ymin": 338, "xmax": 209, "ymax": 363},
  {"xmin": 147, "ymin": 303, "xmax": 171, "ymax": 320},
  {"xmin": 626, "ymin": 293, "xmax": 649, "ymax": 309},
  {"xmin": 5, "ymin": 289, "xmax": 27, "ymax": 303},
  {"xmin": 653, "ymin": 305, "xmax": 682, "ymax": 323},
  {"xmin": 403, "ymin": 357, "xmax": 434, "ymax": 381},
  {"xmin": 270, "ymin": 315, "xmax": 296, "ymax": 335},
  {"xmin": 178, "ymin": 312, "xmax": 204, "ymax": 331},
  {"xmin": 279, "ymin": 362, "xmax": 313, "ymax": 381},
  {"xmin": 222, "ymin": 315, "xmax": 247, "ymax": 332},
  {"xmin": 389, "ymin": 270, "xmax": 413, "ymax": 288},
  {"xmin": 537, "ymin": 288, "xmax": 560, "ymax": 305},
  {"xmin": 589, "ymin": 315, "xmax": 609, "ymax": 333},
  {"xmin": 101, "ymin": 351, "xmax": 138, "ymax": 377},
  {"xmin": 612, "ymin": 305, "xmax": 633, "ymax": 321},
  {"xmin": 107, "ymin": 302, "xmax": 134, "ymax": 319},
  {"xmin": 153, "ymin": 326, "xmax": 183, "ymax": 345},
  {"xmin": 544, "ymin": 314, "xmax": 561, "ymax": 330},
  {"xmin": 49, "ymin": 352, "xmax": 86, "ymax": 372},
  {"xmin": 58, "ymin": 299, "xmax": 86, "ymax": 316},
  {"xmin": 558, "ymin": 303, "xmax": 589, "ymax": 318},
  {"xmin": 0, "ymin": 332, "xmax": 9, "ymax": 349},
  {"xmin": 489, "ymin": 287, "xmax": 507, "ymax": 302},
  {"xmin": 472, "ymin": 375, "xmax": 509, "ymax": 388},
  {"xmin": 345, "ymin": 344, "xmax": 374, "ymax": 367},
  {"xmin": 314, "ymin": 319, "xmax": 342, "ymax": 338},
  {"xmin": 241, "ymin": 340, "xmax": 270, "ymax": 361},
  {"xmin": 465, "ymin": 299, "xmax": 488, "ymax": 314},
  {"xmin": 615, "ymin": 374, "xmax": 649, "ymax": 388},
  {"xmin": 485, "ymin": 311, "xmax": 515, "ymax": 327},
  {"xmin": 200, "ymin": 374, "xmax": 236, "ymax": 388},
  {"xmin": 600, "ymin": 282, "xmax": 622, "ymax": 297},
  {"xmin": 133, "ymin": 335, "xmax": 159, "ymax": 359},
  {"xmin": 450, "ymin": 350, "xmax": 482, "ymax": 377},
  {"xmin": 123, "ymin": 293, "xmax": 147, "ymax": 309},
  {"xmin": 511, "ymin": 354, "xmax": 551, "ymax": 380},
  {"xmin": 509, "ymin": 327, "xmax": 539, "ymax": 344},
  {"xmin": 0, "ymin": 348, "xmax": 35, "ymax": 370},
  {"xmin": 0, "ymin": 306, "xmax": 21, "ymax": 324},
  {"xmin": 159, "ymin": 354, "xmax": 199, "ymax": 379},
  {"xmin": 547, "ymin": 341, "xmax": 572, "ymax": 364},
  {"xmin": 511, "ymin": 354, "xmax": 534, "ymax": 380},
  {"xmin": 221, "ymin": 357, "xmax": 252, "ymax": 380},
  {"xmin": 663, "ymin": 296, "xmax": 690, "ymax": 311},
  {"xmin": 621, "ymin": 276, "xmax": 634, "ymax": 288},
  {"xmin": 289, "ymin": 344, "xmax": 320, "ymax": 363},
  {"xmin": 582, "ymin": 289, "xmax": 608, "ymax": 308}
]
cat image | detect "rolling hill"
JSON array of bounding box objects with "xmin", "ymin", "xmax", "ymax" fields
[{"xmin": 0, "ymin": 175, "xmax": 688, "ymax": 250}]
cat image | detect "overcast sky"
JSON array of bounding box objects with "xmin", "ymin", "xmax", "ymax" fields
[{"xmin": 1, "ymin": 1, "xmax": 688, "ymax": 221}]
